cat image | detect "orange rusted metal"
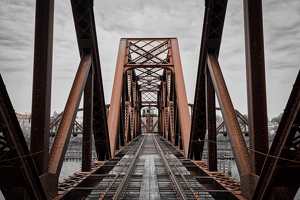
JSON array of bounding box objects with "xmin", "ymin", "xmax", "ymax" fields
[
  {"xmin": 171, "ymin": 39, "xmax": 191, "ymax": 158},
  {"xmin": 49, "ymin": 53, "xmax": 92, "ymax": 176},
  {"xmin": 107, "ymin": 39, "xmax": 127, "ymax": 157},
  {"xmin": 207, "ymin": 53, "xmax": 250, "ymax": 176}
]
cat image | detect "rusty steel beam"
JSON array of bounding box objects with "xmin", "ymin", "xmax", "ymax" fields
[
  {"xmin": 137, "ymin": 91, "xmax": 142, "ymax": 136},
  {"xmin": 82, "ymin": 68, "xmax": 93, "ymax": 172},
  {"xmin": 124, "ymin": 102, "xmax": 131, "ymax": 142},
  {"xmin": 130, "ymin": 108, "xmax": 135, "ymax": 139},
  {"xmin": 108, "ymin": 39, "xmax": 127, "ymax": 157},
  {"xmin": 169, "ymin": 71, "xmax": 176, "ymax": 144},
  {"xmin": 71, "ymin": 0, "xmax": 111, "ymax": 161},
  {"xmin": 189, "ymin": 161, "xmax": 246, "ymax": 200},
  {"xmin": 30, "ymin": 0, "xmax": 54, "ymax": 176},
  {"xmin": 244, "ymin": 0, "xmax": 269, "ymax": 176},
  {"xmin": 189, "ymin": 0, "xmax": 228, "ymax": 160},
  {"xmin": 253, "ymin": 71, "xmax": 300, "ymax": 200},
  {"xmin": 141, "ymin": 120, "xmax": 150, "ymax": 133},
  {"xmin": 118, "ymin": 106, "xmax": 125, "ymax": 147},
  {"xmin": 150, "ymin": 120, "xmax": 159, "ymax": 133},
  {"xmin": 171, "ymin": 38, "xmax": 191, "ymax": 158},
  {"xmin": 49, "ymin": 53, "xmax": 92, "ymax": 176},
  {"xmin": 207, "ymin": 53, "xmax": 250, "ymax": 176},
  {"xmin": 0, "ymin": 75, "xmax": 46, "ymax": 199},
  {"xmin": 206, "ymin": 70, "xmax": 217, "ymax": 171}
]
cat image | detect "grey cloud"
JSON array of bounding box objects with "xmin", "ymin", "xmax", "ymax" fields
[
  {"xmin": 0, "ymin": 0, "xmax": 299, "ymax": 118},
  {"xmin": 268, "ymin": 61, "xmax": 299, "ymax": 70}
]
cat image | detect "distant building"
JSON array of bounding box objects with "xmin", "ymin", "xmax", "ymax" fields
[
  {"xmin": 16, "ymin": 112, "xmax": 31, "ymax": 126},
  {"xmin": 268, "ymin": 121, "xmax": 279, "ymax": 129},
  {"xmin": 142, "ymin": 107, "xmax": 157, "ymax": 116},
  {"xmin": 141, "ymin": 107, "xmax": 158, "ymax": 133}
]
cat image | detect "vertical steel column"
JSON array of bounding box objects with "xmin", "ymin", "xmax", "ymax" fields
[
  {"xmin": 206, "ymin": 70, "xmax": 217, "ymax": 171},
  {"xmin": 166, "ymin": 69, "xmax": 174, "ymax": 143},
  {"xmin": 158, "ymin": 91, "xmax": 162, "ymax": 136},
  {"xmin": 148, "ymin": 104, "xmax": 151, "ymax": 133},
  {"xmin": 132, "ymin": 81, "xmax": 137, "ymax": 138},
  {"xmin": 162, "ymin": 79, "xmax": 167, "ymax": 138},
  {"xmin": 137, "ymin": 91, "xmax": 142, "ymax": 136},
  {"xmin": 244, "ymin": 0, "xmax": 269, "ymax": 176},
  {"xmin": 134, "ymin": 106, "xmax": 137, "ymax": 137},
  {"xmin": 129, "ymin": 72, "xmax": 135, "ymax": 139},
  {"xmin": 189, "ymin": 0, "xmax": 227, "ymax": 161},
  {"xmin": 115, "ymin": 124, "xmax": 120, "ymax": 151},
  {"xmin": 169, "ymin": 101, "xmax": 174, "ymax": 144},
  {"xmin": 136, "ymin": 91, "xmax": 140, "ymax": 136},
  {"xmin": 30, "ymin": 0, "xmax": 54, "ymax": 175},
  {"xmin": 171, "ymin": 39, "xmax": 191, "ymax": 158},
  {"xmin": 122, "ymin": 72, "xmax": 127, "ymax": 142},
  {"xmin": 118, "ymin": 106, "xmax": 125, "ymax": 147},
  {"xmin": 82, "ymin": 68, "xmax": 93, "ymax": 172},
  {"xmin": 174, "ymin": 97, "xmax": 179, "ymax": 146},
  {"xmin": 108, "ymin": 39, "xmax": 126, "ymax": 157},
  {"xmin": 161, "ymin": 84, "xmax": 166, "ymax": 137},
  {"xmin": 165, "ymin": 73, "xmax": 169, "ymax": 140},
  {"xmin": 170, "ymin": 71, "xmax": 176, "ymax": 145},
  {"xmin": 130, "ymin": 107, "xmax": 134, "ymax": 139}
]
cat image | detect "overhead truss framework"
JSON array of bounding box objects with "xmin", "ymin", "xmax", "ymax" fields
[{"xmin": 108, "ymin": 38, "xmax": 191, "ymax": 158}]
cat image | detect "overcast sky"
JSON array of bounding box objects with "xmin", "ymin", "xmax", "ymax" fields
[{"xmin": 0, "ymin": 0, "xmax": 299, "ymax": 119}]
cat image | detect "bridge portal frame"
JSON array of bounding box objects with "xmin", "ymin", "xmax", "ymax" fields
[{"xmin": 108, "ymin": 38, "xmax": 191, "ymax": 158}]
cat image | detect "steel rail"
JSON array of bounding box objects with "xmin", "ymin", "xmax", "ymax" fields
[
  {"xmin": 153, "ymin": 134, "xmax": 188, "ymax": 200},
  {"xmin": 112, "ymin": 135, "xmax": 146, "ymax": 200},
  {"xmin": 98, "ymin": 135, "xmax": 146, "ymax": 200},
  {"xmin": 155, "ymin": 135, "xmax": 201, "ymax": 200}
]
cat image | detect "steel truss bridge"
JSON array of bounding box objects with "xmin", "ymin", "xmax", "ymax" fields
[{"xmin": 0, "ymin": 0, "xmax": 299, "ymax": 199}]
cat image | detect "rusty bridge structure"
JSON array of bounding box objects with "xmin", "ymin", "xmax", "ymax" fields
[{"xmin": 0, "ymin": 0, "xmax": 299, "ymax": 199}]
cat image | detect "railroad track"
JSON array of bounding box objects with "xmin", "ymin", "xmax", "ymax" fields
[{"xmin": 84, "ymin": 134, "xmax": 215, "ymax": 199}]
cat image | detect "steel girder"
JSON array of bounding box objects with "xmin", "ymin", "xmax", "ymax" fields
[
  {"xmin": 189, "ymin": 0, "xmax": 228, "ymax": 160},
  {"xmin": 49, "ymin": 108, "xmax": 101, "ymax": 137},
  {"xmin": 82, "ymin": 68, "xmax": 93, "ymax": 172},
  {"xmin": 244, "ymin": 0, "xmax": 269, "ymax": 178},
  {"xmin": 30, "ymin": 0, "xmax": 54, "ymax": 176},
  {"xmin": 0, "ymin": 75, "xmax": 47, "ymax": 200},
  {"xmin": 1, "ymin": 0, "xmax": 111, "ymax": 198},
  {"xmin": 206, "ymin": 71, "xmax": 217, "ymax": 171},
  {"xmin": 107, "ymin": 39, "xmax": 126, "ymax": 157},
  {"xmin": 188, "ymin": 106, "xmax": 250, "ymax": 136},
  {"xmin": 49, "ymin": 53, "xmax": 92, "ymax": 176},
  {"xmin": 189, "ymin": 0, "xmax": 272, "ymax": 199},
  {"xmin": 158, "ymin": 69, "xmax": 174, "ymax": 143},
  {"xmin": 253, "ymin": 71, "xmax": 300, "ymax": 200},
  {"xmin": 71, "ymin": 0, "xmax": 111, "ymax": 161},
  {"xmin": 169, "ymin": 39, "xmax": 191, "ymax": 157},
  {"xmin": 207, "ymin": 53, "xmax": 250, "ymax": 176},
  {"xmin": 49, "ymin": 111, "xmax": 84, "ymax": 136}
]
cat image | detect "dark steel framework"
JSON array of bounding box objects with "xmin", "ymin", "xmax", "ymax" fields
[
  {"xmin": 189, "ymin": 0, "xmax": 299, "ymax": 199},
  {"xmin": 0, "ymin": 0, "xmax": 299, "ymax": 199},
  {"xmin": 1, "ymin": 0, "xmax": 111, "ymax": 199}
]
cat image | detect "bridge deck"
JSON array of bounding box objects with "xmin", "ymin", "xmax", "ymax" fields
[{"xmin": 79, "ymin": 134, "xmax": 216, "ymax": 199}]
